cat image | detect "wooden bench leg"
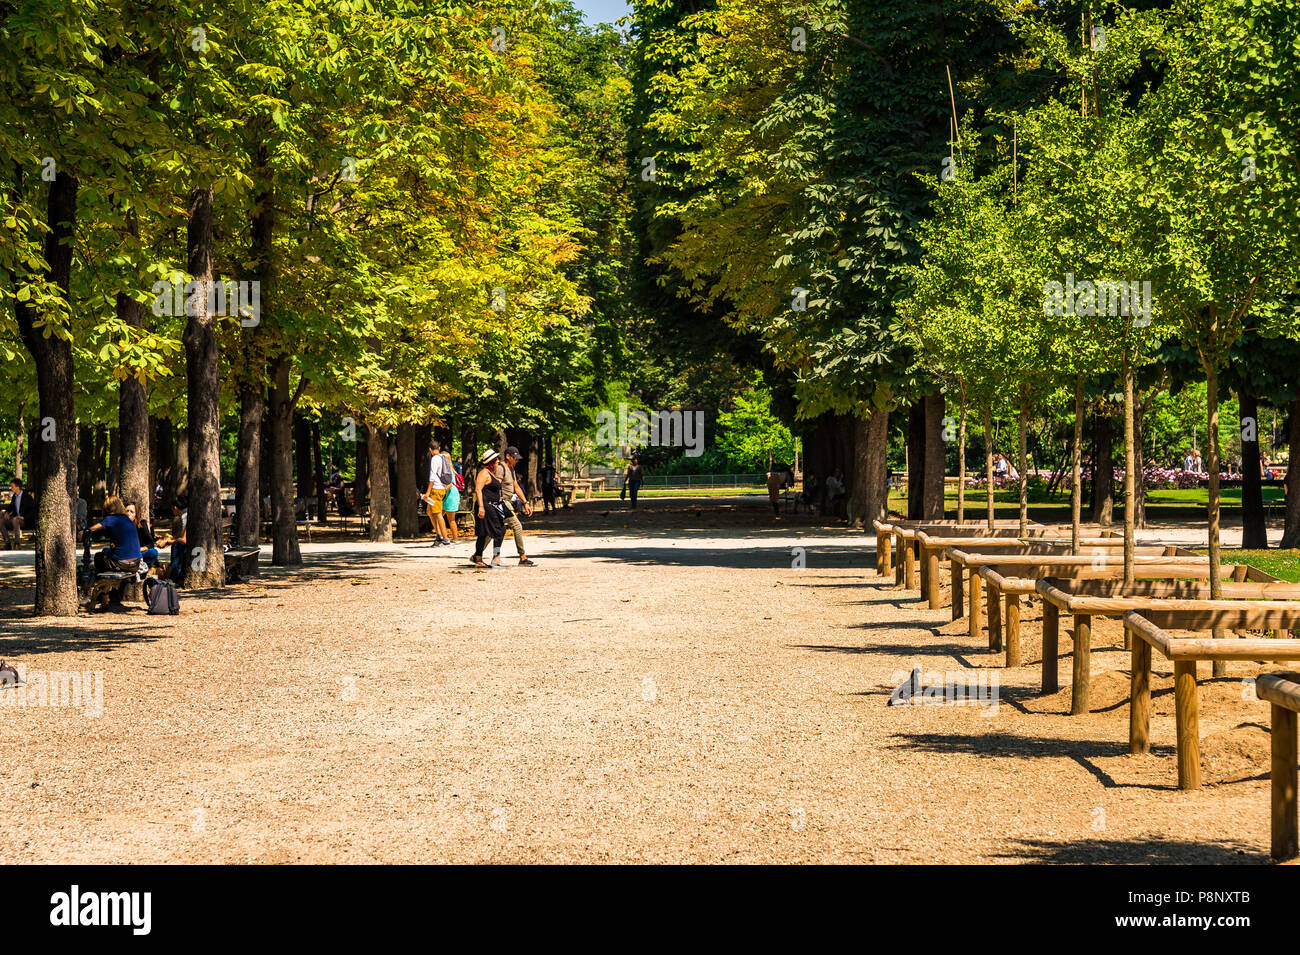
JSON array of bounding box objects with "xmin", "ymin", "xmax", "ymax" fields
[
  {"xmin": 1273, "ymin": 704, "xmax": 1299, "ymax": 860},
  {"xmin": 1071, "ymin": 614, "xmax": 1092, "ymax": 716},
  {"xmin": 894, "ymin": 535, "xmax": 904, "ymax": 587},
  {"xmin": 951, "ymin": 559, "xmax": 963, "ymax": 621},
  {"xmin": 1174, "ymin": 659, "xmax": 1201, "ymax": 790},
  {"xmin": 877, "ymin": 531, "xmax": 890, "ymax": 576},
  {"xmin": 1042, "ymin": 602, "xmax": 1059, "ymax": 694},
  {"xmin": 987, "ymin": 580, "xmax": 1002, "ymax": 652},
  {"xmin": 1129, "ymin": 631, "xmax": 1151, "ymax": 755},
  {"xmin": 926, "ymin": 549, "xmax": 940, "ymax": 610},
  {"xmin": 903, "ymin": 541, "xmax": 917, "ymax": 591},
  {"xmin": 969, "ymin": 571, "xmax": 983, "ymax": 642},
  {"xmin": 1005, "ymin": 593, "xmax": 1021, "ymax": 668}
]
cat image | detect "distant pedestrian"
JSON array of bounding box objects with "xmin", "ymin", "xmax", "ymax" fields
[
  {"xmin": 767, "ymin": 465, "xmax": 794, "ymax": 519},
  {"xmin": 623, "ymin": 456, "xmax": 644, "ymax": 508},
  {"xmin": 540, "ymin": 462, "xmax": 559, "ymax": 514}
]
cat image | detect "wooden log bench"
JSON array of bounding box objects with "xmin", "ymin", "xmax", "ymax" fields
[
  {"xmin": 951, "ymin": 549, "xmax": 1202, "ymax": 654},
  {"xmin": 223, "ymin": 546, "xmax": 261, "ymax": 584},
  {"xmin": 926, "ymin": 532, "xmax": 1135, "ymax": 616},
  {"xmin": 873, "ymin": 519, "xmax": 1029, "ymax": 585},
  {"xmin": 878, "ymin": 519, "xmax": 1044, "ymax": 591},
  {"xmin": 1255, "ymin": 671, "xmax": 1300, "ymax": 860},
  {"xmin": 1125, "ymin": 606, "xmax": 1300, "ymax": 790},
  {"xmin": 1038, "ymin": 572, "xmax": 1293, "ymax": 714}
]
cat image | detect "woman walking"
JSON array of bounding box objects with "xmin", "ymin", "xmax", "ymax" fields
[{"xmin": 472, "ymin": 449, "xmax": 507, "ymax": 570}]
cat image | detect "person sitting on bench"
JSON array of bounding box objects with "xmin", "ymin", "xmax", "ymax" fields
[
  {"xmin": 126, "ymin": 501, "xmax": 159, "ymax": 567},
  {"xmin": 0, "ymin": 478, "xmax": 35, "ymax": 549},
  {"xmin": 88, "ymin": 496, "xmax": 142, "ymax": 608},
  {"xmin": 155, "ymin": 496, "xmax": 188, "ymax": 583}
]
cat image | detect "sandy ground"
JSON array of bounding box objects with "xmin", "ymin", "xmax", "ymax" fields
[{"xmin": 0, "ymin": 498, "xmax": 1279, "ymax": 863}]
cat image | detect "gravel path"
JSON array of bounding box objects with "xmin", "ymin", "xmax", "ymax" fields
[{"xmin": 0, "ymin": 499, "xmax": 1274, "ymax": 863}]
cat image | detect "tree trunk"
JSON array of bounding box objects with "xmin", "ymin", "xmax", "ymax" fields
[
  {"xmin": 984, "ymin": 404, "xmax": 995, "ymax": 531},
  {"xmin": 154, "ymin": 417, "xmax": 175, "ymax": 500},
  {"xmin": 906, "ymin": 400, "xmax": 925, "ymax": 520},
  {"xmin": 183, "ymin": 184, "xmax": 225, "ymax": 588},
  {"xmin": 106, "ymin": 427, "xmax": 121, "ymax": 499},
  {"xmin": 1018, "ymin": 398, "xmax": 1029, "ymax": 536},
  {"xmin": 1281, "ymin": 397, "xmax": 1300, "ymax": 548},
  {"xmin": 238, "ymin": 151, "xmax": 272, "ymax": 546},
  {"xmin": 1092, "ymin": 410, "xmax": 1113, "ymax": 526},
  {"xmin": 268, "ymin": 354, "xmax": 301, "ymax": 565},
  {"xmin": 923, "ymin": 392, "xmax": 945, "ymax": 520},
  {"xmin": 294, "ymin": 412, "xmax": 312, "ymax": 505},
  {"xmin": 395, "ymin": 423, "xmax": 419, "ymax": 538},
  {"xmin": 355, "ymin": 426, "xmax": 368, "ymax": 514},
  {"xmin": 1122, "ymin": 355, "xmax": 1135, "ymax": 584},
  {"xmin": 77, "ymin": 424, "xmax": 93, "ymax": 503},
  {"xmin": 848, "ymin": 407, "xmax": 889, "ymax": 526},
  {"xmin": 1207, "ymin": 364, "xmax": 1225, "ymax": 676},
  {"xmin": 14, "ymin": 411, "xmax": 24, "ymax": 483},
  {"xmin": 12, "ymin": 168, "xmax": 79, "ymax": 615},
  {"xmin": 174, "ymin": 426, "xmax": 190, "ymax": 499},
  {"xmin": 957, "ymin": 388, "xmax": 967, "ymax": 523},
  {"xmin": 117, "ymin": 289, "xmax": 150, "ymax": 523},
  {"xmin": 366, "ymin": 423, "xmax": 392, "ymax": 542},
  {"xmin": 1240, "ymin": 387, "xmax": 1267, "ymax": 549},
  {"xmin": 460, "ymin": 423, "xmax": 477, "ymax": 469},
  {"xmin": 312, "ymin": 421, "xmax": 327, "ymax": 524},
  {"xmin": 1134, "ymin": 389, "xmax": 1147, "ymax": 530},
  {"xmin": 235, "ymin": 381, "xmax": 264, "ymax": 546}
]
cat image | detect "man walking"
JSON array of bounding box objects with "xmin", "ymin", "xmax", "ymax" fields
[
  {"xmin": 494, "ymin": 446, "xmax": 536, "ymax": 566},
  {"xmin": 540, "ymin": 461, "xmax": 558, "ymax": 514},
  {"xmin": 424, "ymin": 438, "xmax": 455, "ymax": 546}
]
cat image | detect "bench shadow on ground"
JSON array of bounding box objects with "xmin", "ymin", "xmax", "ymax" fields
[
  {"xmin": 0, "ymin": 549, "xmax": 408, "ymax": 655},
  {"xmin": 795, "ymin": 642, "xmax": 986, "ymax": 671},
  {"xmin": 993, "ymin": 836, "xmax": 1264, "ymax": 864},
  {"xmin": 888, "ymin": 730, "xmax": 1176, "ymax": 791},
  {"xmin": 539, "ymin": 544, "xmax": 873, "ymax": 570}
]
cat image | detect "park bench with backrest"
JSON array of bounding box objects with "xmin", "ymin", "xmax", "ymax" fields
[
  {"xmin": 1036, "ymin": 572, "xmax": 1293, "ymax": 714},
  {"xmin": 223, "ymin": 545, "xmax": 261, "ymax": 584},
  {"xmin": 78, "ymin": 534, "xmax": 142, "ymax": 609},
  {"xmin": 1253, "ymin": 671, "xmax": 1300, "ymax": 860},
  {"xmin": 1124, "ymin": 605, "xmax": 1300, "ymax": 791}
]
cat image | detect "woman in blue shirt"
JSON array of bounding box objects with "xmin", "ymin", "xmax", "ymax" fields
[{"xmin": 89, "ymin": 497, "xmax": 141, "ymax": 607}]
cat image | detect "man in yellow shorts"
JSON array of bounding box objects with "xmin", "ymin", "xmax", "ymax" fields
[{"xmin": 424, "ymin": 438, "xmax": 454, "ymax": 546}]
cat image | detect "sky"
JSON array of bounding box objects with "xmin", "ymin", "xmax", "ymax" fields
[{"xmin": 575, "ymin": 0, "xmax": 631, "ymax": 24}]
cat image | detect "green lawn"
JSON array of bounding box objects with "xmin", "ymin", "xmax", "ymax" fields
[{"xmin": 590, "ymin": 487, "xmax": 768, "ymax": 499}]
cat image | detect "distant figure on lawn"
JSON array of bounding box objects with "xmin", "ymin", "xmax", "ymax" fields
[
  {"xmin": 767, "ymin": 465, "xmax": 794, "ymax": 519},
  {"xmin": 623, "ymin": 456, "xmax": 644, "ymax": 508}
]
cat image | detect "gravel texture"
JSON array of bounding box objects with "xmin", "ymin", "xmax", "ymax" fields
[{"xmin": 0, "ymin": 499, "xmax": 1276, "ymax": 863}]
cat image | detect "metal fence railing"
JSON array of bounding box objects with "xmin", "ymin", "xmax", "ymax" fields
[{"xmin": 633, "ymin": 473, "xmax": 766, "ymax": 489}]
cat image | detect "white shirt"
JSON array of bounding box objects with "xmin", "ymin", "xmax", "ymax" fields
[{"xmin": 429, "ymin": 454, "xmax": 450, "ymax": 490}]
